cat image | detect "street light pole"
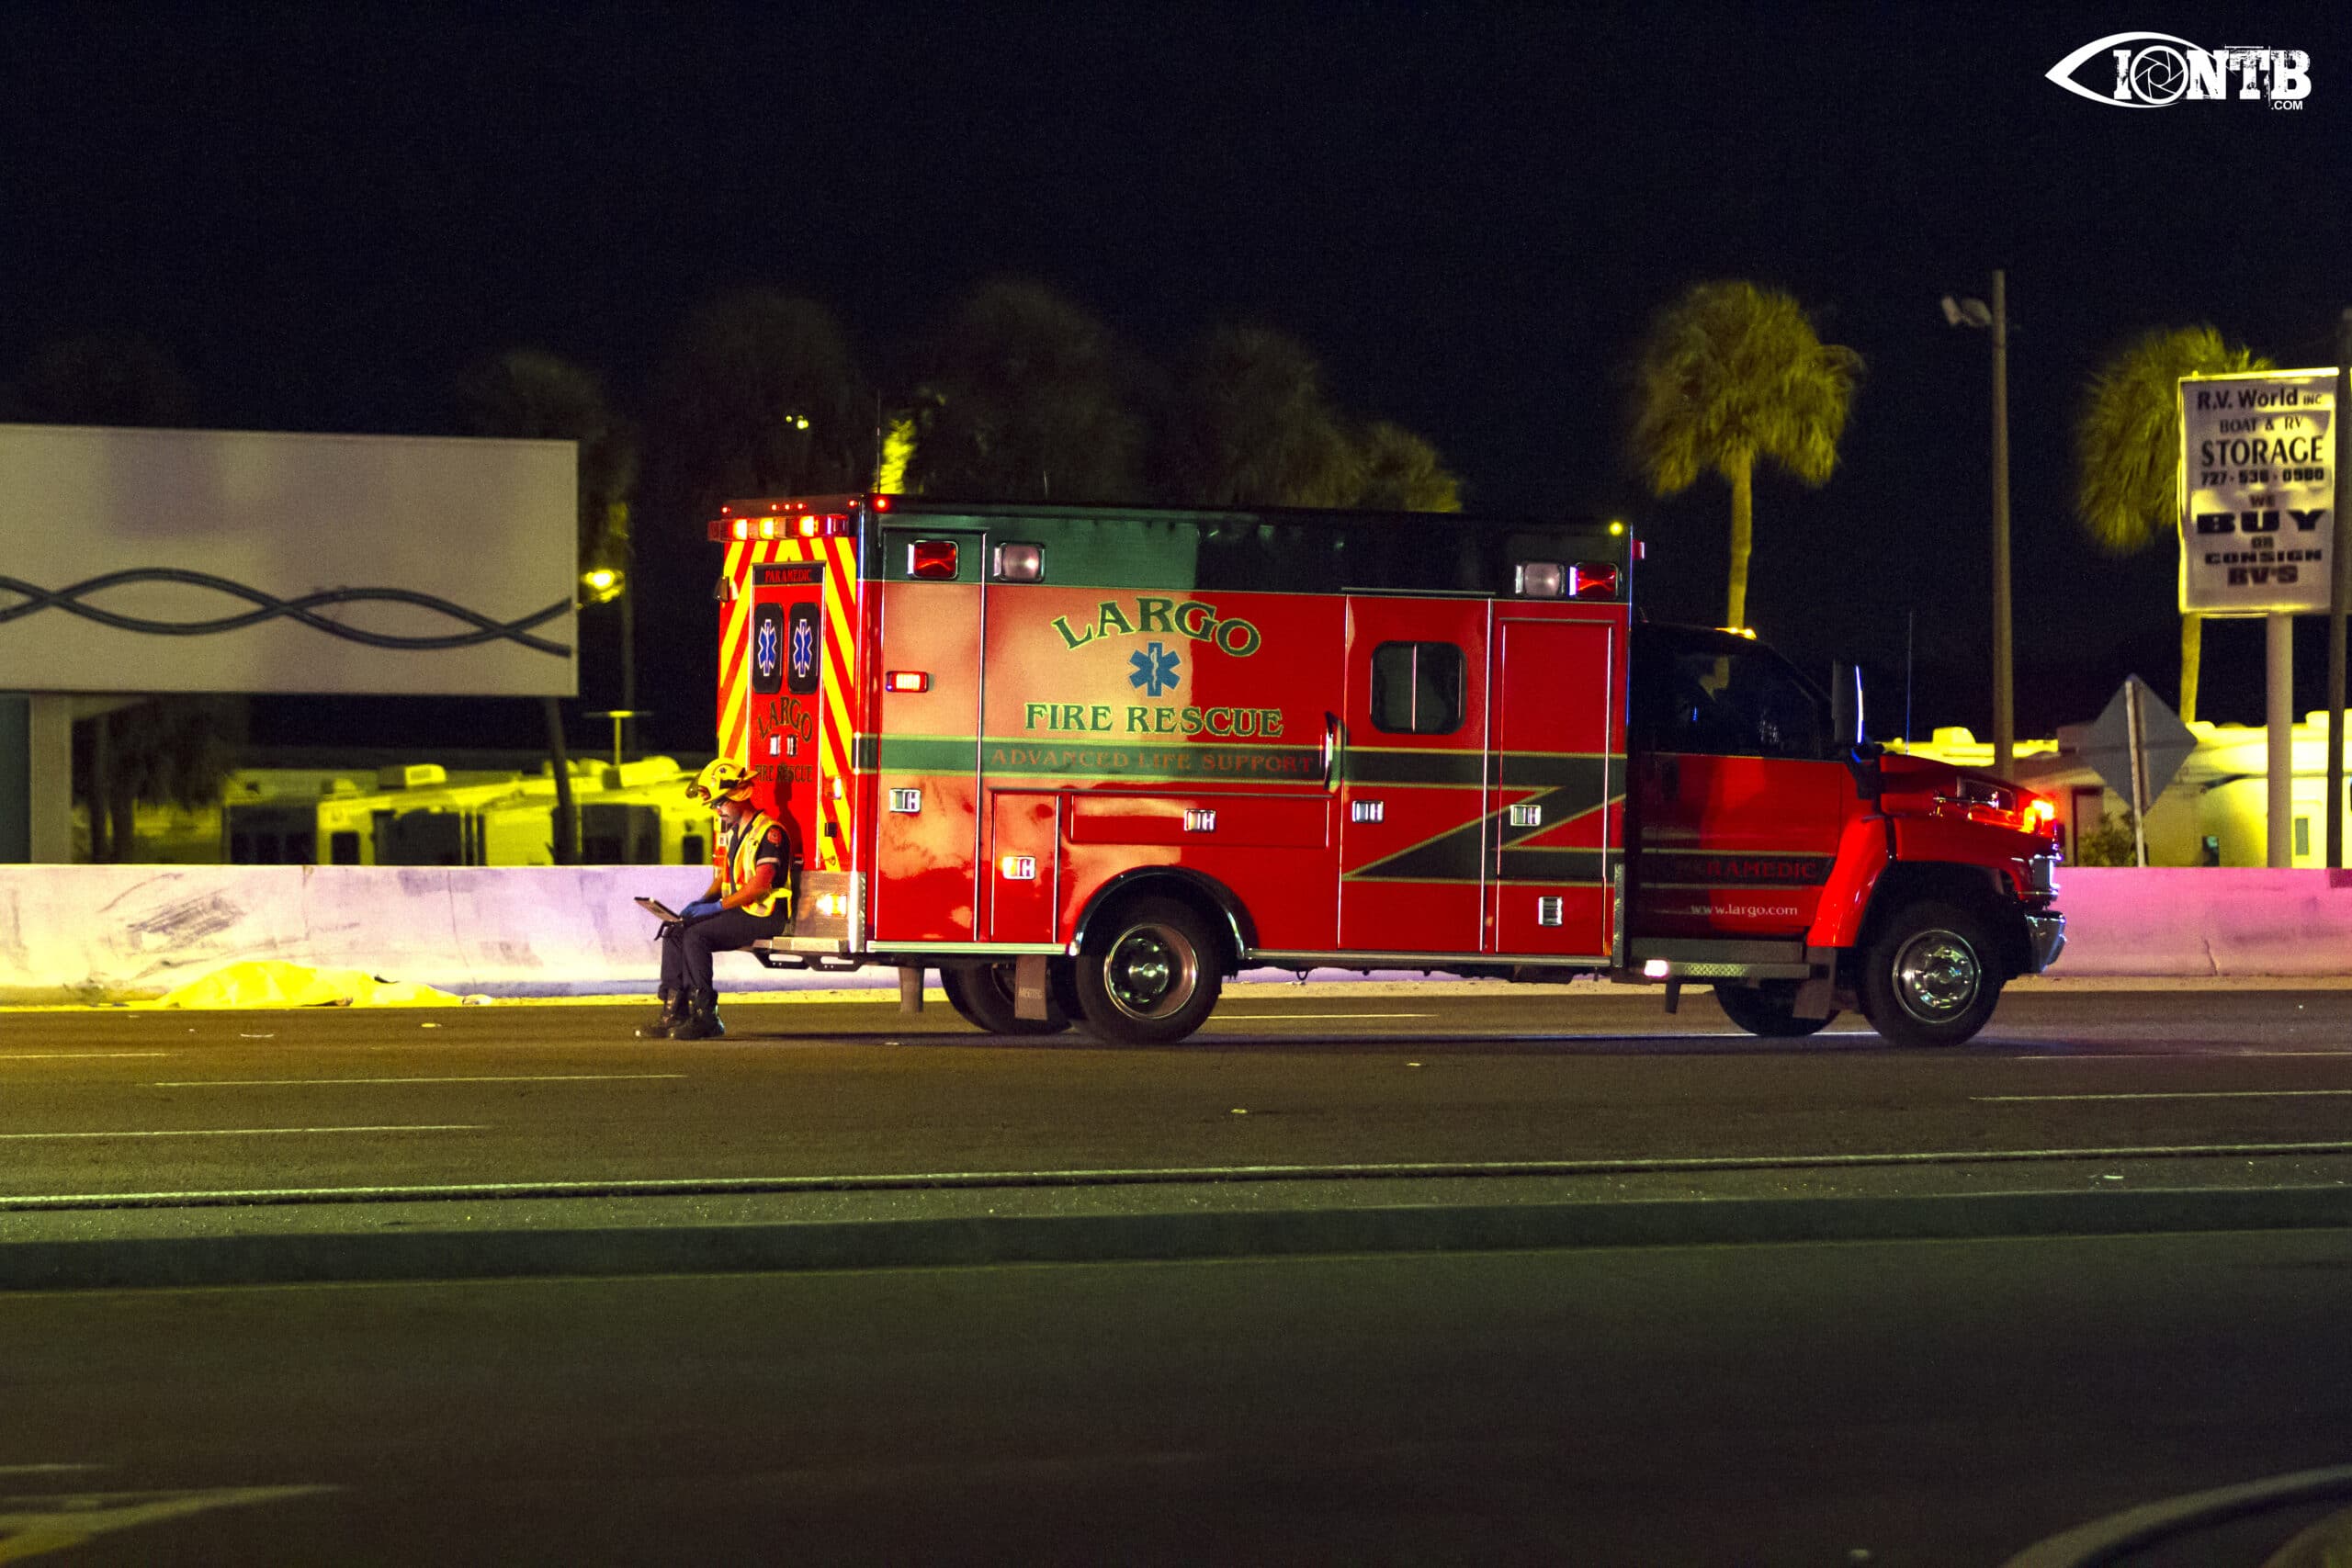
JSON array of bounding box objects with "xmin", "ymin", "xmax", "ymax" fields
[
  {"xmin": 1989, "ymin": 270, "xmax": 2015, "ymax": 782},
  {"xmin": 1944, "ymin": 275, "xmax": 2017, "ymax": 780},
  {"xmin": 2329, "ymin": 308, "xmax": 2351, "ymax": 869},
  {"xmin": 620, "ymin": 566, "xmax": 638, "ymax": 762}
]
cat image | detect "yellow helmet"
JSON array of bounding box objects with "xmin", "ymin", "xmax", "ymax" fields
[{"xmin": 688, "ymin": 759, "xmax": 755, "ymax": 802}]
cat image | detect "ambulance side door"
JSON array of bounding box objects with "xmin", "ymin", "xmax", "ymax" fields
[
  {"xmin": 868, "ymin": 530, "xmax": 987, "ymax": 944},
  {"xmin": 1487, "ymin": 614, "xmax": 1620, "ymax": 960},
  {"xmin": 1627, "ymin": 626, "xmax": 1849, "ymax": 940},
  {"xmin": 1336, "ymin": 595, "xmax": 1491, "ymax": 957}
]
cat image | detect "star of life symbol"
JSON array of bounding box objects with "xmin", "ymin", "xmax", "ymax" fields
[
  {"xmin": 790, "ymin": 615, "xmax": 818, "ymax": 682},
  {"xmin": 1128, "ymin": 640, "xmax": 1182, "ymax": 697},
  {"xmin": 754, "ymin": 617, "xmax": 780, "ymax": 682}
]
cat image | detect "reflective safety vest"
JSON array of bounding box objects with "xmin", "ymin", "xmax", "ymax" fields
[{"xmin": 719, "ymin": 808, "xmax": 791, "ymax": 919}]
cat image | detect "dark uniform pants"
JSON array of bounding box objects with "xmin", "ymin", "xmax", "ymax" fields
[{"xmin": 660, "ymin": 908, "xmax": 792, "ymax": 997}]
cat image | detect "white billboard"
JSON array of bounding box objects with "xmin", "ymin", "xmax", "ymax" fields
[
  {"xmin": 0, "ymin": 424, "xmax": 576, "ymax": 695},
  {"xmin": 2177, "ymin": 368, "xmax": 2336, "ymax": 615}
]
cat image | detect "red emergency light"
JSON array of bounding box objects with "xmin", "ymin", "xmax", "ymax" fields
[
  {"xmin": 885, "ymin": 671, "xmax": 930, "ymax": 693},
  {"xmin": 1569, "ymin": 563, "xmax": 1620, "ymax": 599},
  {"xmin": 909, "ymin": 540, "xmax": 959, "ymax": 580}
]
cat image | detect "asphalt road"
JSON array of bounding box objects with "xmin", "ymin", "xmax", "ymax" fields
[
  {"xmin": 4, "ymin": 987, "xmax": 2352, "ymax": 1201},
  {"xmin": 5, "ymin": 1228, "xmax": 2350, "ymax": 1566}
]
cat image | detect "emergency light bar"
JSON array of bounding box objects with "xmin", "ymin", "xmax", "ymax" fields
[{"xmin": 728, "ymin": 513, "xmax": 851, "ymax": 542}]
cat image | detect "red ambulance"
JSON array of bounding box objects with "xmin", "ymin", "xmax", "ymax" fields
[{"xmin": 710, "ymin": 495, "xmax": 2064, "ymax": 1047}]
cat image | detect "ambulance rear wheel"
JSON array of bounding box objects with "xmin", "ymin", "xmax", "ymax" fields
[
  {"xmin": 1713, "ymin": 982, "xmax": 1838, "ymax": 1038},
  {"xmin": 1075, "ymin": 898, "xmax": 1223, "ymax": 1045},
  {"xmin": 1859, "ymin": 900, "xmax": 2003, "ymax": 1048},
  {"xmin": 939, "ymin": 963, "xmax": 1071, "ymax": 1036}
]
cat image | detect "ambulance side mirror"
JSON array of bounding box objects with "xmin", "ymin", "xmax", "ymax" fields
[
  {"xmin": 1828, "ymin": 661, "xmax": 1862, "ymax": 750},
  {"xmin": 1830, "ymin": 661, "xmax": 1884, "ymax": 799}
]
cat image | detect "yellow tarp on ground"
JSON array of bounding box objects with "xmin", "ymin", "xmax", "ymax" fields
[{"xmin": 156, "ymin": 961, "xmax": 463, "ymax": 1009}]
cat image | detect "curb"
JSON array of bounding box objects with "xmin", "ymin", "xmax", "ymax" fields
[{"xmin": 7, "ymin": 1183, "xmax": 2351, "ymax": 1292}]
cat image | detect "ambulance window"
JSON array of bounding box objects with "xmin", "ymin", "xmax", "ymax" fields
[
  {"xmin": 1371, "ymin": 641, "xmax": 1464, "ymax": 735},
  {"xmin": 1638, "ymin": 644, "xmax": 1826, "ymax": 759}
]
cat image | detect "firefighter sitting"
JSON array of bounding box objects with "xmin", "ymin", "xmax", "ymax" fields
[{"xmin": 641, "ymin": 760, "xmax": 796, "ymax": 1041}]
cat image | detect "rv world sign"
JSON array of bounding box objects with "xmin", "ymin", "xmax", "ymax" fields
[{"xmin": 2177, "ymin": 368, "xmax": 2337, "ymax": 615}]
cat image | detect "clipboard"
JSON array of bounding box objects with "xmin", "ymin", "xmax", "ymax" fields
[{"xmin": 635, "ymin": 897, "xmax": 684, "ymax": 922}]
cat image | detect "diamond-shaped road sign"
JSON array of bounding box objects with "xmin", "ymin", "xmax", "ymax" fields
[{"xmin": 2066, "ymin": 676, "xmax": 2198, "ymax": 804}]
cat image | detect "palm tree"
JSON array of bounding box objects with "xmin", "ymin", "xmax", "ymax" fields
[
  {"xmin": 1627, "ymin": 282, "xmax": 1862, "ymax": 630},
  {"xmin": 1354, "ymin": 421, "xmax": 1463, "ymax": 513},
  {"xmin": 1160, "ymin": 325, "xmax": 1363, "ymax": 507},
  {"xmin": 650, "ymin": 289, "xmax": 865, "ymax": 520},
  {"xmin": 79, "ymin": 696, "xmax": 245, "ymax": 861},
  {"xmin": 905, "ymin": 278, "xmax": 1147, "ymax": 502},
  {"xmin": 9, "ymin": 333, "xmax": 196, "ymax": 427},
  {"xmin": 455, "ymin": 349, "xmax": 639, "ymax": 569},
  {"xmin": 454, "ymin": 349, "xmax": 640, "ymax": 864},
  {"xmin": 2075, "ymin": 325, "xmax": 2267, "ymax": 722}
]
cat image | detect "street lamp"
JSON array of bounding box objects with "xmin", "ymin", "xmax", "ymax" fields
[
  {"xmin": 580, "ymin": 549, "xmax": 638, "ymax": 762},
  {"xmin": 1943, "ymin": 272, "xmax": 2014, "ymax": 781}
]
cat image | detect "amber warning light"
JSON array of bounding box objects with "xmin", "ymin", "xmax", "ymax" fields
[{"xmin": 730, "ymin": 513, "xmax": 848, "ymax": 542}]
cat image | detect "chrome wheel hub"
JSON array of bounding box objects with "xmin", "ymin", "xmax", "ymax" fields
[
  {"xmin": 1105, "ymin": 926, "xmax": 1195, "ymax": 1020},
  {"xmin": 1894, "ymin": 930, "xmax": 1981, "ymax": 1021}
]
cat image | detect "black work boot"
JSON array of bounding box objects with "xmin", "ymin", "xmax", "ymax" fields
[
  {"xmin": 672, "ymin": 988, "xmax": 727, "ymax": 1042},
  {"xmin": 636, "ymin": 987, "xmax": 687, "ymax": 1039}
]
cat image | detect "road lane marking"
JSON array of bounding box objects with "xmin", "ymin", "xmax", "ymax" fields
[
  {"xmin": 1213, "ymin": 1020, "xmax": 1430, "ymax": 1029},
  {"xmin": 0, "ymin": 1053, "xmax": 172, "ymax": 1061},
  {"xmin": 0, "ymin": 1124, "xmax": 481, "ymax": 1141},
  {"xmin": 1976, "ymin": 1089, "xmax": 2352, "ymax": 1102},
  {"xmin": 147, "ymin": 1074, "xmax": 686, "ymax": 1088},
  {"xmin": 2010, "ymin": 1051, "xmax": 2352, "ymax": 1060},
  {"xmin": 0, "ymin": 1485, "xmax": 335, "ymax": 1562},
  {"xmin": 11, "ymin": 1140, "xmax": 2352, "ymax": 1209}
]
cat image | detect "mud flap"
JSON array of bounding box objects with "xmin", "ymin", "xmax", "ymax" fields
[
  {"xmin": 1014, "ymin": 954, "xmax": 1051, "ymax": 1021},
  {"xmin": 898, "ymin": 966, "xmax": 925, "ymax": 1015},
  {"xmin": 1792, "ymin": 946, "xmax": 1838, "ymax": 1021}
]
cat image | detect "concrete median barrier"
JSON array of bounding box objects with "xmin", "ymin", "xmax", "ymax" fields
[
  {"xmin": 0, "ymin": 863, "xmax": 2346, "ymax": 1005},
  {"xmin": 0, "ymin": 863, "xmax": 718, "ymax": 1004},
  {"xmin": 2049, "ymin": 867, "xmax": 2352, "ymax": 978}
]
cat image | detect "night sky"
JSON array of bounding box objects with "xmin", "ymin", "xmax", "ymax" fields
[{"xmin": 6, "ymin": 2, "xmax": 2348, "ymax": 751}]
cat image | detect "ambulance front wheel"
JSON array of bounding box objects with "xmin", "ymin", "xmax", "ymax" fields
[
  {"xmin": 939, "ymin": 963, "xmax": 1072, "ymax": 1036},
  {"xmin": 1074, "ymin": 898, "xmax": 1224, "ymax": 1045},
  {"xmin": 1858, "ymin": 900, "xmax": 2004, "ymax": 1048}
]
